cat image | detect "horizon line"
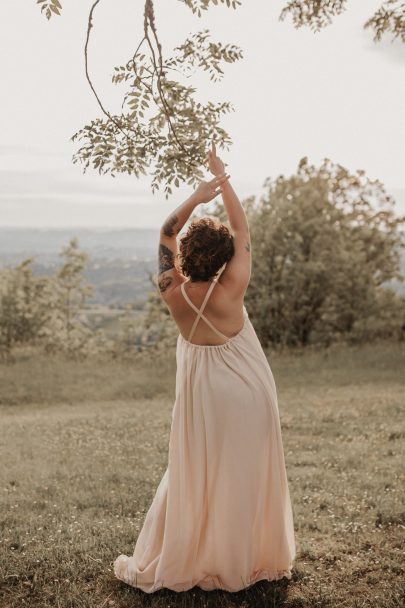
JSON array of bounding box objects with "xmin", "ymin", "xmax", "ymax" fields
[{"xmin": 0, "ymin": 225, "xmax": 161, "ymax": 230}]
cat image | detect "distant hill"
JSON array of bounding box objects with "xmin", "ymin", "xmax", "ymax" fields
[
  {"xmin": 0, "ymin": 228, "xmax": 158, "ymax": 261},
  {"xmin": 0, "ymin": 228, "xmax": 403, "ymax": 306},
  {"xmin": 0, "ymin": 228, "xmax": 160, "ymax": 306}
]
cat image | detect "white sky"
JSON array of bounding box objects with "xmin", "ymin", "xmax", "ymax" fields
[{"xmin": 0, "ymin": 0, "xmax": 404, "ymax": 228}]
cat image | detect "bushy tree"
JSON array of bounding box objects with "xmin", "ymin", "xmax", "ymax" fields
[
  {"xmin": 0, "ymin": 239, "xmax": 111, "ymax": 359},
  {"xmin": 40, "ymin": 238, "xmax": 101, "ymax": 357},
  {"xmin": 0, "ymin": 259, "xmax": 54, "ymax": 358},
  {"xmin": 245, "ymin": 158, "xmax": 404, "ymax": 347},
  {"xmin": 137, "ymin": 274, "xmax": 178, "ymax": 352},
  {"xmin": 110, "ymin": 273, "xmax": 178, "ymax": 363}
]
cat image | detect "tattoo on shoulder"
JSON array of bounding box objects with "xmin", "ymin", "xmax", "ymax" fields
[
  {"xmin": 245, "ymin": 241, "xmax": 251, "ymax": 253},
  {"xmin": 158, "ymin": 276, "xmax": 173, "ymax": 293},
  {"xmin": 162, "ymin": 214, "xmax": 179, "ymax": 237},
  {"xmin": 159, "ymin": 243, "xmax": 175, "ymax": 274}
]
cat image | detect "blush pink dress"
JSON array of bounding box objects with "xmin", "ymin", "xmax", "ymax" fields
[{"xmin": 113, "ymin": 277, "xmax": 296, "ymax": 593}]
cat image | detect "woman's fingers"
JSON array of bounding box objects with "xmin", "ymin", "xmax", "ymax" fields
[
  {"xmin": 210, "ymin": 188, "xmax": 222, "ymax": 199},
  {"xmin": 214, "ymin": 183, "xmax": 227, "ymax": 195},
  {"xmin": 204, "ymin": 150, "xmax": 212, "ymax": 165},
  {"xmin": 213, "ymin": 173, "xmax": 228, "ymax": 182},
  {"xmin": 211, "ymin": 173, "xmax": 230, "ymax": 185}
]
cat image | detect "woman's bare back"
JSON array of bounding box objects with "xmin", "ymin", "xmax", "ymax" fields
[{"xmin": 170, "ymin": 278, "xmax": 245, "ymax": 346}]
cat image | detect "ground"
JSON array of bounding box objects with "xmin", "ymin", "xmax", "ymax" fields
[{"xmin": 0, "ymin": 342, "xmax": 404, "ymax": 607}]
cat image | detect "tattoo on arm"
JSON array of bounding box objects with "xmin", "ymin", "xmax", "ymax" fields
[
  {"xmin": 159, "ymin": 243, "xmax": 175, "ymax": 274},
  {"xmin": 158, "ymin": 275, "xmax": 173, "ymax": 293},
  {"xmin": 162, "ymin": 213, "xmax": 179, "ymax": 237},
  {"xmin": 245, "ymin": 241, "xmax": 251, "ymax": 253}
]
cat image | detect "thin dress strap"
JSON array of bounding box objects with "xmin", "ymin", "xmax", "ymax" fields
[{"xmin": 180, "ymin": 280, "xmax": 229, "ymax": 342}]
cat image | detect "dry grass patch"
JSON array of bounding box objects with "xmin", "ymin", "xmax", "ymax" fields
[{"xmin": 0, "ymin": 342, "xmax": 404, "ymax": 607}]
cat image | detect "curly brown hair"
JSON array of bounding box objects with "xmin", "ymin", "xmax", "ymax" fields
[{"xmin": 177, "ymin": 216, "xmax": 234, "ymax": 282}]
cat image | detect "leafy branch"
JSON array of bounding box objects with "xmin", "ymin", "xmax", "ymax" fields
[
  {"xmin": 35, "ymin": 0, "xmax": 405, "ymax": 44},
  {"xmin": 178, "ymin": 0, "xmax": 242, "ymax": 17},
  {"xmin": 279, "ymin": 0, "xmax": 348, "ymax": 32},
  {"xmin": 36, "ymin": 0, "xmax": 62, "ymax": 20},
  {"xmin": 34, "ymin": 0, "xmax": 404, "ymax": 197},
  {"xmin": 364, "ymin": 0, "xmax": 405, "ymax": 43},
  {"xmin": 279, "ymin": 0, "xmax": 405, "ymax": 42},
  {"xmin": 34, "ymin": 0, "xmax": 242, "ymax": 21},
  {"xmin": 69, "ymin": 0, "xmax": 242, "ymax": 197}
]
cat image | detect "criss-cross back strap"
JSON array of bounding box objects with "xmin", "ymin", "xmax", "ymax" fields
[{"xmin": 180, "ymin": 279, "xmax": 229, "ymax": 342}]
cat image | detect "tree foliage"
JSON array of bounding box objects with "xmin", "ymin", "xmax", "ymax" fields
[
  {"xmin": 37, "ymin": 0, "xmax": 243, "ymax": 198},
  {"xmin": 142, "ymin": 159, "xmax": 404, "ymax": 351},
  {"xmin": 36, "ymin": 0, "xmax": 62, "ymax": 20},
  {"xmin": 364, "ymin": 0, "xmax": 405, "ymax": 43},
  {"xmin": 279, "ymin": 0, "xmax": 348, "ymax": 31},
  {"xmin": 36, "ymin": 0, "xmax": 405, "ymax": 42},
  {"xmin": 43, "ymin": 238, "xmax": 95, "ymax": 355},
  {"xmin": 34, "ymin": 0, "xmax": 405, "ymax": 197},
  {"xmin": 1, "ymin": 164, "xmax": 403, "ymax": 357},
  {"xmin": 72, "ymin": 14, "xmax": 242, "ymax": 197},
  {"xmin": 114, "ymin": 274, "xmax": 178, "ymax": 357},
  {"xmin": 0, "ymin": 239, "xmax": 108, "ymax": 359},
  {"xmin": 136, "ymin": 277, "xmax": 179, "ymax": 352},
  {"xmin": 0, "ymin": 259, "xmax": 53, "ymax": 356},
  {"xmin": 179, "ymin": 0, "xmax": 242, "ymax": 17},
  {"xmin": 244, "ymin": 158, "xmax": 405, "ymax": 347},
  {"xmin": 279, "ymin": 0, "xmax": 405, "ymax": 42}
]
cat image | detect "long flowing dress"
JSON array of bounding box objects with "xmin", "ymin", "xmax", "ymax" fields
[{"xmin": 113, "ymin": 276, "xmax": 296, "ymax": 593}]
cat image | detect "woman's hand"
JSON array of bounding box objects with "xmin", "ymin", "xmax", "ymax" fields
[
  {"xmin": 205, "ymin": 141, "xmax": 226, "ymax": 176},
  {"xmin": 193, "ymin": 173, "xmax": 230, "ymax": 205}
]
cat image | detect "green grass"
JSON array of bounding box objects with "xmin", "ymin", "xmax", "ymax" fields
[{"xmin": 0, "ymin": 342, "xmax": 404, "ymax": 607}]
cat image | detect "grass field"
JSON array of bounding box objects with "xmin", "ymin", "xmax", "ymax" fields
[{"xmin": 0, "ymin": 342, "xmax": 404, "ymax": 607}]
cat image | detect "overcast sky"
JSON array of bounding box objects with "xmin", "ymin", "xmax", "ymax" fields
[{"xmin": 1, "ymin": 0, "xmax": 404, "ymax": 228}]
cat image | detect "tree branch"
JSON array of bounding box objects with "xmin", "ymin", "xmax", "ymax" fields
[
  {"xmin": 143, "ymin": 0, "xmax": 195, "ymax": 163},
  {"xmin": 85, "ymin": 0, "xmax": 137, "ymax": 143}
]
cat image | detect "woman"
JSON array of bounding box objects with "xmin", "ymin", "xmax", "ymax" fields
[{"xmin": 114, "ymin": 142, "xmax": 296, "ymax": 593}]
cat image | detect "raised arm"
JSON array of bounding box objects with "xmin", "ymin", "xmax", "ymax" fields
[
  {"xmin": 157, "ymin": 174, "xmax": 230, "ymax": 298},
  {"xmin": 206, "ymin": 142, "xmax": 251, "ymax": 298}
]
